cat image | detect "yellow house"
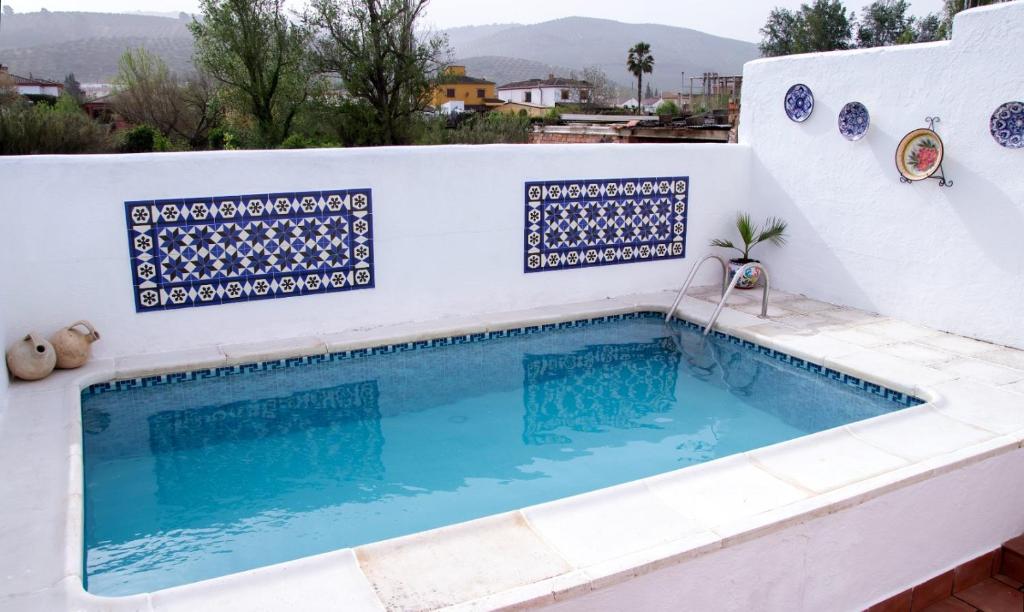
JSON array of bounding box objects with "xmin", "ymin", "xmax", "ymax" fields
[{"xmin": 431, "ymin": 66, "xmax": 497, "ymax": 108}]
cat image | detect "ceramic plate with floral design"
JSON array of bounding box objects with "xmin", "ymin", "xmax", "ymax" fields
[
  {"xmin": 838, "ymin": 102, "xmax": 870, "ymax": 140},
  {"xmin": 990, "ymin": 101, "xmax": 1024, "ymax": 149},
  {"xmin": 784, "ymin": 84, "xmax": 814, "ymax": 123},
  {"xmin": 896, "ymin": 128, "xmax": 944, "ymax": 181}
]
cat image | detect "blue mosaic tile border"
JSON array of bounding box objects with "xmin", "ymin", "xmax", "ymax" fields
[
  {"xmin": 84, "ymin": 312, "xmax": 923, "ymax": 409},
  {"xmin": 524, "ymin": 177, "xmax": 688, "ymax": 273},
  {"xmin": 125, "ymin": 189, "xmax": 374, "ymax": 312}
]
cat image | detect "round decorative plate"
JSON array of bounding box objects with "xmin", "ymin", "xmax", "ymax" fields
[
  {"xmin": 990, "ymin": 101, "xmax": 1024, "ymax": 149},
  {"xmin": 784, "ymin": 84, "xmax": 814, "ymax": 123},
  {"xmin": 838, "ymin": 101, "xmax": 870, "ymax": 141},
  {"xmin": 895, "ymin": 128, "xmax": 944, "ymax": 181}
]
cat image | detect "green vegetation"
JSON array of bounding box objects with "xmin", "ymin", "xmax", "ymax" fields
[
  {"xmin": 655, "ymin": 100, "xmax": 680, "ymax": 116},
  {"xmin": 0, "ymin": 94, "xmax": 113, "ymax": 155},
  {"xmin": 119, "ymin": 125, "xmax": 172, "ymax": 153},
  {"xmin": 626, "ymin": 42, "xmax": 654, "ymax": 110},
  {"xmin": 415, "ymin": 113, "xmax": 532, "ymax": 145},
  {"xmin": 305, "ymin": 0, "xmax": 449, "ymax": 146},
  {"xmin": 190, "ymin": 0, "xmax": 319, "ymax": 148},
  {"xmin": 760, "ymin": 0, "xmax": 1013, "ymax": 56},
  {"xmin": 711, "ymin": 213, "xmax": 789, "ymax": 261}
]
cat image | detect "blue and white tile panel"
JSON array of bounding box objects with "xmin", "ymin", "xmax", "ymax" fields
[
  {"xmin": 524, "ymin": 176, "xmax": 688, "ymax": 272},
  {"xmin": 125, "ymin": 189, "xmax": 374, "ymax": 312}
]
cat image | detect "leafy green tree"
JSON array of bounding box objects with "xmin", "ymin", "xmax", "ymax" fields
[
  {"xmin": 626, "ymin": 42, "xmax": 654, "ymax": 111},
  {"xmin": 190, "ymin": 0, "xmax": 318, "ymax": 148},
  {"xmin": 856, "ymin": 0, "xmax": 914, "ymax": 47},
  {"xmin": 63, "ymin": 73, "xmax": 85, "ymax": 104},
  {"xmin": 802, "ymin": 0, "xmax": 854, "ymax": 52},
  {"xmin": 305, "ymin": 0, "xmax": 449, "ymax": 146},
  {"xmin": 114, "ymin": 48, "xmax": 221, "ymax": 149},
  {"xmin": 655, "ymin": 100, "xmax": 680, "ymax": 116},
  {"xmin": 119, "ymin": 125, "xmax": 172, "ymax": 153},
  {"xmin": 759, "ymin": 0, "xmax": 853, "ymax": 57},
  {"xmin": 913, "ymin": 13, "xmax": 943, "ymax": 42}
]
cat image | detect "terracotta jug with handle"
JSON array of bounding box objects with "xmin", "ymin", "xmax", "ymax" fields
[
  {"xmin": 50, "ymin": 320, "xmax": 101, "ymax": 369},
  {"xmin": 6, "ymin": 333, "xmax": 57, "ymax": 381}
]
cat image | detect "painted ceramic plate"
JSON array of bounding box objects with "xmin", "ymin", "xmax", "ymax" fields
[
  {"xmin": 784, "ymin": 84, "xmax": 814, "ymax": 123},
  {"xmin": 990, "ymin": 101, "xmax": 1024, "ymax": 149},
  {"xmin": 895, "ymin": 128, "xmax": 944, "ymax": 181},
  {"xmin": 838, "ymin": 102, "xmax": 870, "ymax": 141}
]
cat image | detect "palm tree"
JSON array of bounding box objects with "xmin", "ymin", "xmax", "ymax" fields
[
  {"xmin": 627, "ymin": 42, "xmax": 654, "ymax": 112},
  {"xmin": 711, "ymin": 212, "xmax": 789, "ymax": 262}
]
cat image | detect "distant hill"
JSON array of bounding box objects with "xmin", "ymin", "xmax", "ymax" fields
[
  {"xmin": 457, "ymin": 56, "xmax": 576, "ymax": 88},
  {"xmin": 0, "ymin": 11, "xmax": 759, "ymax": 88},
  {"xmin": 449, "ymin": 17, "xmax": 759, "ymax": 90},
  {"xmin": 0, "ymin": 11, "xmax": 193, "ymax": 81}
]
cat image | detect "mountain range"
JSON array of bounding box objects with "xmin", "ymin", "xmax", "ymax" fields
[{"xmin": 0, "ymin": 11, "xmax": 759, "ymax": 91}]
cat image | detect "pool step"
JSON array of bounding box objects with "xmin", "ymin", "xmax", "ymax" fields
[{"xmin": 865, "ymin": 533, "xmax": 1024, "ymax": 611}]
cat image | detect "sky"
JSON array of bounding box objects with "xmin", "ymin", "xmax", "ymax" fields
[{"xmin": 1, "ymin": 0, "xmax": 947, "ymax": 42}]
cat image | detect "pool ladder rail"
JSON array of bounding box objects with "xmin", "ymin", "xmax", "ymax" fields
[{"xmin": 665, "ymin": 254, "xmax": 771, "ymax": 336}]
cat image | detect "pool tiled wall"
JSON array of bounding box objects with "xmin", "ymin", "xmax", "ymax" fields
[
  {"xmin": 125, "ymin": 189, "xmax": 374, "ymax": 312},
  {"xmin": 524, "ymin": 177, "xmax": 688, "ymax": 272}
]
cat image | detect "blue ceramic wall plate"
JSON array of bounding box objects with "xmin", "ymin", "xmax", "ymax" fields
[
  {"xmin": 990, "ymin": 101, "xmax": 1024, "ymax": 149},
  {"xmin": 838, "ymin": 102, "xmax": 870, "ymax": 141},
  {"xmin": 784, "ymin": 84, "xmax": 814, "ymax": 123}
]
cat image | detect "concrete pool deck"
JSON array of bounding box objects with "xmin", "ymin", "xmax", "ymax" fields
[{"xmin": 1, "ymin": 288, "xmax": 1023, "ymax": 611}]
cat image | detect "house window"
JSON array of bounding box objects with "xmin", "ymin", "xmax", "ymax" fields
[
  {"xmin": 524, "ymin": 92, "xmax": 532, "ymax": 103},
  {"xmin": 561, "ymin": 89, "xmax": 570, "ymax": 100},
  {"xmin": 446, "ymin": 88, "xmax": 455, "ymax": 98},
  {"xmin": 580, "ymin": 90, "xmax": 590, "ymax": 101},
  {"xmin": 477, "ymin": 89, "xmax": 485, "ymax": 98}
]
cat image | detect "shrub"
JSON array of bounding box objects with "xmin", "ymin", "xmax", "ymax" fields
[
  {"xmin": 656, "ymin": 100, "xmax": 681, "ymax": 116},
  {"xmin": 280, "ymin": 133, "xmax": 314, "ymax": 149},
  {"xmin": 119, "ymin": 125, "xmax": 171, "ymax": 153},
  {"xmin": 0, "ymin": 97, "xmax": 114, "ymax": 155}
]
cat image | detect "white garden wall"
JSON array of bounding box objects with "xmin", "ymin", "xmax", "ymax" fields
[
  {"xmin": 549, "ymin": 446, "xmax": 1024, "ymax": 612},
  {"xmin": 739, "ymin": 1, "xmax": 1024, "ymax": 350},
  {"xmin": 0, "ymin": 143, "xmax": 750, "ymax": 362}
]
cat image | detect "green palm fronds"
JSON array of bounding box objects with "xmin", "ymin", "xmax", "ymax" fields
[{"xmin": 711, "ymin": 212, "xmax": 789, "ymax": 260}]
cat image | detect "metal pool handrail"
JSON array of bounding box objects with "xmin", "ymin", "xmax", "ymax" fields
[
  {"xmin": 664, "ymin": 254, "xmax": 730, "ymax": 323},
  {"xmin": 665, "ymin": 256, "xmax": 771, "ymax": 336},
  {"xmin": 702, "ymin": 262, "xmax": 771, "ymax": 336}
]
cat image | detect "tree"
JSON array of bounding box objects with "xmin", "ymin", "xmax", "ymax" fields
[
  {"xmin": 626, "ymin": 42, "xmax": 654, "ymax": 112},
  {"xmin": 856, "ymin": 0, "xmax": 914, "ymax": 47},
  {"xmin": 190, "ymin": 0, "xmax": 318, "ymax": 147},
  {"xmin": 305, "ymin": 0, "xmax": 449, "ymax": 146},
  {"xmin": 914, "ymin": 13, "xmax": 942, "ymax": 42},
  {"xmin": 113, "ymin": 48, "xmax": 221, "ymax": 149},
  {"xmin": 580, "ymin": 66, "xmax": 615, "ymax": 109},
  {"xmin": 759, "ymin": 0, "xmax": 853, "ymax": 57},
  {"xmin": 655, "ymin": 100, "xmax": 680, "ymax": 116},
  {"xmin": 2, "ymin": 5, "xmax": 14, "ymax": 17},
  {"xmin": 63, "ymin": 73, "xmax": 85, "ymax": 104}
]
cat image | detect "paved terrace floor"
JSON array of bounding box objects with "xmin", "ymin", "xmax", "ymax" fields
[{"xmin": 1, "ymin": 286, "xmax": 1023, "ymax": 611}]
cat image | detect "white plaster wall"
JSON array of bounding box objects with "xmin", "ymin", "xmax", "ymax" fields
[
  {"xmin": 0, "ymin": 143, "xmax": 751, "ymax": 360},
  {"xmin": 549, "ymin": 447, "xmax": 1024, "ymax": 611},
  {"xmin": 739, "ymin": 2, "xmax": 1024, "ymax": 349}
]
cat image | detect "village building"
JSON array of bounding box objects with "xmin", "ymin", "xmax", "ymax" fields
[{"xmin": 497, "ymin": 75, "xmax": 591, "ymax": 107}]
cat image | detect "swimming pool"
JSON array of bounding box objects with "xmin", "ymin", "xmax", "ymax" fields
[{"xmin": 81, "ymin": 312, "xmax": 921, "ymax": 596}]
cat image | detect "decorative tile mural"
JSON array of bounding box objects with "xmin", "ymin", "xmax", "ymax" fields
[
  {"xmin": 125, "ymin": 189, "xmax": 374, "ymax": 312},
  {"xmin": 523, "ymin": 177, "xmax": 688, "ymax": 273}
]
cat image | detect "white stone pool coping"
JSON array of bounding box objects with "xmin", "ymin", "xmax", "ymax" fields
[{"xmin": 2, "ymin": 288, "xmax": 1024, "ymax": 611}]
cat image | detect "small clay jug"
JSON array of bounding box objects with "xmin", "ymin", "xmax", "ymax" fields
[
  {"xmin": 6, "ymin": 333, "xmax": 57, "ymax": 381},
  {"xmin": 50, "ymin": 320, "xmax": 101, "ymax": 369}
]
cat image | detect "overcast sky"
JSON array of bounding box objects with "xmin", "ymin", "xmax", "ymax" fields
[{"xmin": 2, "ymin": 0, "xmax": 947, "ymax": 42}]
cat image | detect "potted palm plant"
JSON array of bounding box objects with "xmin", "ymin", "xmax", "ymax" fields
[{"xmin": 711, "ymin": 213, "xmax": 788, "ymax": 289}]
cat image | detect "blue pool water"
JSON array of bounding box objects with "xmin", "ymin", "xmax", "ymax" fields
[{"xmin": 81, "ymin": 313, "xmax": 919, "ymax": 595}]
